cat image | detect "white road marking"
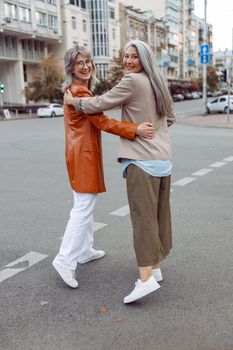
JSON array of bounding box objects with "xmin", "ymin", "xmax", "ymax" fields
[
  {"xmin": 210, "ymin": 161, "xmax": 226, "ymax": 168},
  {"xmin": 223, "ymin": 156, "xmax": 233, "ymax": 162},
  {"xmin": 110, "ymin": 205, "xmax": 129, "ymax": 216},
  {"xmin": 172, "ymin": 177, "xmax": 196, "ymax": 186},
  {"xmin": 93, "ymin": 222, "xmax": 107, "ymax": 232},
  {"xmin": 192, "ymin": 168, "xmax": 213, "ymax": 176},
  {"xmin": 0, "ymin": 251, "xmax": 48, "ymax": 283}
]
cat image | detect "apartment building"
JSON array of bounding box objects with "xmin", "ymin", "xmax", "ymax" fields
[
  {"xmin": 213, "ymin": 49, "xmax": 233, "ymax": 85},
  {"xmin": 0, "ymin": 0, "xmax": 214, "ymax": 104},
  {"xmin": 0, "ymin": 0, "xmax": 62, "ymax": 104},
  {"xmin": 119, "ymin": 4, "xmax": 168, "ymax": 79}
]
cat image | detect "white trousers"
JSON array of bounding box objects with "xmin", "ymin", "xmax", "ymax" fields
[{"xmin": 54, "ymin": 191, "xmax": 97, "ymax": 270}]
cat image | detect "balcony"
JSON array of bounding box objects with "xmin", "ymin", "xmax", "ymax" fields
[
  {"xmin": 168, "ymin": 36, "xmax": 178, "ymax": 46},
  {"xmin": 168, "ymin": 49, "xmax": 178, "ymax": 57}
]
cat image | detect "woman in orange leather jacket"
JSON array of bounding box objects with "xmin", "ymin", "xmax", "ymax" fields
[{"xmin": 52, "ymin": 45, "xmax": 154, "ymax": 289}]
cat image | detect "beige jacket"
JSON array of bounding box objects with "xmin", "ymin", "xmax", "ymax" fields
[{"xmin": 75, "ymin": 71, "xmax": 175, "ymax": 161}]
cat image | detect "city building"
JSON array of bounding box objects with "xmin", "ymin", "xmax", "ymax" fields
[
  {"xmin": 0, "ymin": 0, "xmax": 62, "ymax": 104},
  {"xmin": 119, "ymin": 4, "xmax": 168, "ymax": 79}
]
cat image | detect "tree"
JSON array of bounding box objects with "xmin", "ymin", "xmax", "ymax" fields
[
  {"xmin": 93, "ymin": 50, "xmax": 124, "ymax": 95},
  {"xmin": 24, "ymin": 54, "xmax": 64, "ymax": 103},
  {"xmin": 197, "ymin": 66, "xmax": 219, "ymax": 92}
]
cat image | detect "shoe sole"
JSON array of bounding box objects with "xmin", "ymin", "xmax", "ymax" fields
[{"xmin": 78, "ymin": 252, "xmax": 105, "ymax": 264}]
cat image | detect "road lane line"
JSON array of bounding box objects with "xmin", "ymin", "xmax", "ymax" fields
[
  {"xmin": 93, "ymin": 222, "xmax": 107, "ymax": 232},
  {"xmin": 110, "ymin": 205, "xmax": 129, "ymax": 216},
  {"xmin": 172, "ymin": 177, "xmax": 196, "ymax": 186},
  {"xmin": 223, "ymin": 156, "xmax": 233, "ymax": 162},
  {"xmin": 210, "ymin": 161, "xmax": 226, "ymax": 168},
  {"xmin": 192, "ymin": 168, "xmax": 213, "ymax": 176},
  {"xmin": 0, "ymin": 251, "xmax": 48, "ymax": 283}
]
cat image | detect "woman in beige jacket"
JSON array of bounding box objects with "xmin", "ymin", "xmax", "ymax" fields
[{"xmin": 64, "ymin": 40, "xmax": 175, "ymax": 303}]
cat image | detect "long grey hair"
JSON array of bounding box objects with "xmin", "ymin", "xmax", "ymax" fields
[
  {"xmin": 62, "ymin": 45, "xmax": 98, "ymax": 92},
  {"xmin": 125, "ymin": 40, "xmax": 173, "ymax": 119}
]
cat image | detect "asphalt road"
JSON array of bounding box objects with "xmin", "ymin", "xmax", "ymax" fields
[{"xmin": 0, "ymin": 116, "xmax": 233, "ymax": 350}]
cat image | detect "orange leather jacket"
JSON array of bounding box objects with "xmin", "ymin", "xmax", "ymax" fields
[{"xmin": 64, "ymin": 81, "xmax": 138, "ymax": 193}]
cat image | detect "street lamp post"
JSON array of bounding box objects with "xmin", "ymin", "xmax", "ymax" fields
[{"xmin": 202, "ymin": 0, "xmax": 208, "ymax": 115}]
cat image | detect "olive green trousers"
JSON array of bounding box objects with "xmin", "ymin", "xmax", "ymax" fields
[{"xmin": 126, "ymin": 164, "xmax": 172, "ymax": 267}]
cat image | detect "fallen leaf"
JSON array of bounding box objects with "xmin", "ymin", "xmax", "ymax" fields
[
  {"xmin": 40, "ymin": 300, "xmax": 49, "ymax": 306},
  {"xmin": 99, "ymin": 306, "xmax": 108, "ymax": 314}
]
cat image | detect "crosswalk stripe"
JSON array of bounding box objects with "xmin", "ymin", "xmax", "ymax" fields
[
  {"xmin": 172, "ymin": 177, "xmax": 196, "ymax": 186},
  {"xmin": 210, "ymin": 161, "xmax": 226, "ymax": 168},
  {"xmin": 222, "ymin": 156, "xmax": 233, "ymax": 162},
  {"xmin": 192, "ymin": 168, "xmax": 213, "ymax": 176},
  {"xmin": 0, "ymin": 251, "xmax": 48, "ymax": 283},
  {"xmin": 110, "ymin": 205, "xmax": 129, "ymax": 217}
]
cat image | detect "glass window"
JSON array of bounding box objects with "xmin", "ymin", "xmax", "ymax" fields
[
  {"xmin": 112, "ymin": 28, "xmax": 115, "ymax": 40},
  {"xmin": 36, "ymin": 11, "xmax": 46, "ymax": 26},
  {"xmin": 4, "ymin": 3, "xmax": 17, "ymax": 19},
  {"xmin": 19, "ymin": 7, "xmax": 31, "ymax": 22},
  {"xmin": 109, "ymin": 7, "xmax": 115, "ymax": 19},
  {"xmin": 82, "ymin": 19, "xmax": 87, "ymax": 32},
  {"xmin": 81, "ymin": 0, "xmax": 86, "ymax": 9},
  {"xmin": 72, "ymin": 16, "xmax": 76, "ymax": 30},
  {"xmin": 48, "ymin": 15, "xmax": 57, "ymax": 29}
]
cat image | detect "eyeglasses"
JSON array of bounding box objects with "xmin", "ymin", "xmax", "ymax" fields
[{"xmin": 75, "ymin": 59, "xmax": 92, "ymax": 68}]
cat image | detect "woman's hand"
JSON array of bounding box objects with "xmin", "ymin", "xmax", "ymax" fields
[
  {"xmin": 64, "ymin": 90, "xmax": 75, "ymax": 105},
  {"xmin": 136, "ymin": 122, "xmax": 155, "ymax": 139}
]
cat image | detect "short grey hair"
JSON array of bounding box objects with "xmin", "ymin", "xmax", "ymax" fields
[
  {"xmin": 62, "ymin": 45, "xmax": 98, "ymax": 92},
  {"xmin": 124, "ymin": 40, "xmax": 173, "ymax": 119}
]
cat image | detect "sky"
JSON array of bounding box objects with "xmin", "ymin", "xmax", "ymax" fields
[{"xmin": 194, "ymin": 0, "xmax": 233, "ymax": 52}]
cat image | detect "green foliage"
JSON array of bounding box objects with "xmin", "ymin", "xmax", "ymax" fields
[
  {"xmin": 24, "ymin": 54, "xmax": 64, "ymax": 103},
  {"xmin": 197, "ymin": 66, "xmax": 219, "ymax": 92}
]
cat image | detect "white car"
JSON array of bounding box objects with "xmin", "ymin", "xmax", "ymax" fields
[
  {"xmin": 37, "ymin": 103, "xmax": 64, "ymax": 118},
  {"xmin": 207, "ymin": 95, "xmax": 233, "ymax": 114}
]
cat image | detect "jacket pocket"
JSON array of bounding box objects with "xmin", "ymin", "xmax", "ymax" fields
[{"xmin": 83, "ymin": 142, "xmax": 99, "ymax": 153}]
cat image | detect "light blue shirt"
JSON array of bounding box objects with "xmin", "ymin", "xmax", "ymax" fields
[{"xmin": 121, "ymin": 159, "xmax": 172, "ymax": 178}]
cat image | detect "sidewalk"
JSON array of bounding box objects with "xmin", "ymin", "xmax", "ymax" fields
[
  {"xmin": 1, "ymin": 111, "xmax": 233, "ymax": 129},
  {"xmin": 178, "ymin": 113, "xmax": 233, "ymax": 129}
]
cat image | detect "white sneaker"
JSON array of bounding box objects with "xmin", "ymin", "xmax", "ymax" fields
[
  {"xmin": 124, "ymin": 276, "xmax": 160, "ymax": 304},
  {"xmin": 152, "ymin": 268, "xmax": 163, "ymax": 282},
  {"xmin": 78, "ymin": 250, "xmax": 105, "ymax": 264},
  {"xmin": 52, "ymin": 260, "xmax": 78, "ymax": 288}
]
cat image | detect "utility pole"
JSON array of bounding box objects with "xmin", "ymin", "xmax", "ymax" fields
[
  {"xmin": 202, "ymin": 0, "xmax": 207, "ymax": 114},
  {"xmin": 227, "ymin": 28, "xmax": 233, "ymax": 122}
]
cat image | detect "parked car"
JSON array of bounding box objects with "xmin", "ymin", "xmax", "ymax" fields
[
  {"xmin": 191, "ymin": 91, "xmax": 201, "ymax": 99},
  {"xmin": 172, "ymin": 93, "xmax": 184, "ymax": 102},
  {"xmin": 207, "ymin": 95, "xmax": 233, "ymax": 114},
  {"xmin": 183, "ymin": 92, "xmax": 193, "ymax": 100},
  {"xmin": 37, "ymin": 103, "xmax": 64, "ymax": 118}
]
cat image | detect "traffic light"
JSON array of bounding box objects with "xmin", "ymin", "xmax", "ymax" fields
[
  {"xmin": 221, "ymin": 69, "xmax": 227, "ymax": 82},
  {"xmin": 0, "ymin": 83, "xmax": 4, "ymax": 94}
]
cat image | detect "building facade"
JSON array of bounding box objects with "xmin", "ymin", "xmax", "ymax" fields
[
  {"xmin": 0, "ymin": 0, "xmax": 215, "ymax": 104},
  {"xmin": 0, "ymin": 0, "xmax": 62, "ymax": 104}
]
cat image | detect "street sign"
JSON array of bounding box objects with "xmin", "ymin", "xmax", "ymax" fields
[
  {"xmin": 200, "ymin": 54, "xmax": 209, "ymax": 64},
  {"xmin": 200, "ymin": 44, "xmax": 209, "ymax": 55},
  {"xmin": 200, "ymin": 44, "xmax": 209, "ymax": 64}
]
